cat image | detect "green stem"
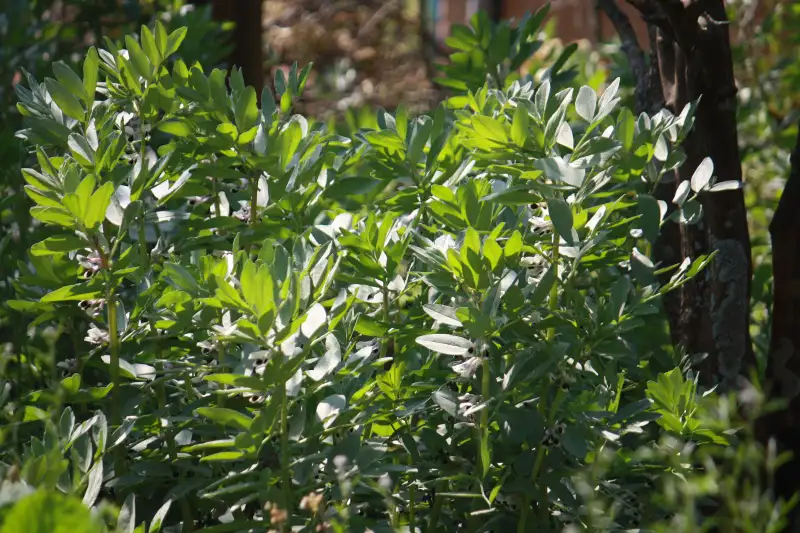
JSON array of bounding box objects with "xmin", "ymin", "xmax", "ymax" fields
[
  {"xmin": 516, "ymin": 446, "xmax": 547, "ymax": 533},
  {"xmin": 380, "ymin": 277, "xmax": 391, "ymax": 359},
  {"xmin": 409, "ymin": 469, "xmax": 417, "ymax": 532},
  {"xmin": 106, "ymin": 289, "xmax": 120, "ymax": 426},
  {"xmin": 427, "ymin": 481, "xmax": 446, "ymax": 533},
  {"xmin": 106, "ymin": 284, "xmax": 124, "ymax": 478},
  {"xmin": 250, "ymin": 175, "xmax": 258, "ymax": 226},
  {"xmin": 479, "ymin": 357, "xmax": 491, "ymax": 477},
  {"xmin": 278, "ymin": 373, "xmax": 292, "ymax": 531},
  {"xmin": 138, "ymin": 218, "xmax": 148, "ymax": 270},
  {"xmin": 180, "ymin": 498, "xmax": 194, "ymax": 533},
  {"xmin": 547, "ymin": 231, "xmax": 560, "ymax": 342},
  {"xmin": 212, "ymin": 176, "xmax": 222, "ymax": 227}
]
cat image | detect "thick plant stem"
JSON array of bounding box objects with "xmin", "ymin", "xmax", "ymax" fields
[
  {"xmin": 520, "ymin": 232, "xmax": 561, "ymax": 531},
  {"xmin": 138, "ymin": 218, "xmax": 149, "ymax": 269},
  {"xmin": 479, "ymin": 357, "xmax": 491, "ymax": 477},
  {"xmin": 380, "ymin": 277, "xmax": 391, "ymax": 358},
  {"xmin": 279, "ymin": 377, "xmax": 292, "ymax": 531},
  {"xmin": 250, "ymin": 176, "xmax": 258, "ymax": 226},
  {"xmin": 106, "ymin": 286, "xmax": 125, "ymax": 478},
  {"xmin": 516, "ymin": 447, "xmax": 546, "ymax": 533},
  {"xmin": 106, "ymin": 289, "xmax": 120, "ymax": 427},
  {"xmin": 427, "ymin": 480, "xmax": 445, "ymax": 533},
  {"xmin": 548, "ymin": 231, "xmax": 560, "ymax": 341}
]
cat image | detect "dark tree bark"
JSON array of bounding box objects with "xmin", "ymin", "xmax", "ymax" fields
[
  {"xmin": 622, "ymin": 0, "xmax": 754, "ymax": 391},
  {"xmin": 758, "ymin": 125, "xmax": 800, "ymax": 529},
  {"xmin": 610, "ymin": 0, "xmax": 800, "ymax": 524},
  {"xmin": 596, "ymin": 0, "xmax": 684, "ymax": 338},
  {"xmin": 479, "ymin": 0, "xmax": 504, "ymax": 22},
  {"xmin": 192, "ymin": 0, "xmax": 264, "ymax": 94}
]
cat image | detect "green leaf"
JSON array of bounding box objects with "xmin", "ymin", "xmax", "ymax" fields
[
  {"xmin": 85, "ymin": 182, "xmax": 114, "ymax": 229},
  {"xmin": 616, "ymin": 107, "xmax": 635, "ymax": 150},
  {"xmin": 396, "ymin": 104, "xmax": 408, "ymax": 140},
  {"xmin": 148, "ymin": 500, "xmax": 172, "ymax": 533},
  {"xmin": 195, "ymin": 407, "xmax": 253, "ymax": 431},
  {"xmin": 432, "ymin": 389, "xmax": 459, "ymax": 417},
  {"xmin": 279, "ymin": 120, "xmax": 302, "ymax": 171},
  {"xmin": 68, "ymin": 134, "xmax": 95, "ymax": 166},
  {"xmin": 596, "ymin": 78, "xmax": 621, "ymax": 121},
  {"xmin": 234, "ymin": 86, "xmax": 259, "ymax": 132},
  {"xmin": 165, "ymin": 27, "xmax": 187, "ymax": 57},
  {"xmin": 163, "ymin": 263, "xmax": 200, "ymax": 293},
  {"xmin": 483, "ymin": 237, "xmax": 503, "ymax": 271},
  {"xmin": 1, "ymin": 490, "xmax": 102, "ymax": 533},
  {"xmin": 214, "ymin": 275, "xmax": 248, "ymax": 310},
  {"xmin": 297, "ymin": 63, "xmax": 313, "ymax": 94},
  {"xmin": 535, "ymin": 157, "xmax": 585, "ymax": 188},
  {"xmin": 636, "ymin": 194, "xmax": 661, "ymax": 243},
  {"xmin": 504, "ymin": 230, "xmax": 523, "ymax": 262},
  {"xmin": 154, "ymin": 21, "xmax": 168, "ymax": 54},
  {"xmin": 416, "ymin": 334, "xmax": 473, "ymax": 356},
  {"xmin": 30, "ymin": 206, "xmax": 75, "ymax": 227},
  {"xmin": 53, "ymin": 61, "xmax": 87, "ymax": 103},
  {"xmin": 673, "ymin": 181, "xmax": 691, "ymax": 206},
  {"xmin": 609, "ymin": 275, "xmax": 630, "ymax": 319},
  {"xmin": 82, "ymin": 461, "xmax": 103, "ymax": 507},
  {"xmin": 547, "ymin": 198, "xmax": 576, "ymax": 245},
  {"xmin": 117, "ymin": 494, "xmax": 136, "ymax": 533},
  {"xmin": 45, "ymin": 78, "xmax": 84, "ymax": 121},
  {"xmin": 83, "ymin": 47, "xmax": 99, "ymax": 108},
  {"xmin": 125, "ymin": 35, "xmax": 153, "ymax": 81},
  {"xmin": 141, "ymin": 25, "xmax": 162, "ymax": 66},
  {"xmin": 240, "ymin": 260, "xmax": 275, "ymax": 317},
  {"xmin": 41, "ymin": 282, "xmax": 103, "ymax": 302},
  {"xmin": 530, "ymin": 264, "xmax": 556, "ymax": 306},
  {"xmin": 709, "ymin": 180, "xmax": 743, "ymax": 192},
  {"xmin": 203, "ymin": 374, "xmax": 267, "ymax": 390},
  {"xmin": 158, "ymin": 119, "xmax": 193, "ymax": 137},
  {"xmin": 690, "ymin": 157, "xmax": 714, "ymax": 192},
  {"xmin": 511, "ymin": 104, "xmax": 529, "ymax": 147},
  {"xmin": 316, "ymin": 394, "xmax": 346, "ymax": 429},
  {"xmin": 471, "ymin": 115, "xmax": 508, "ymax": 144},
  {"xmin": 534, "ymin": 79, "xmax": 550, "ymax": 121},
  {"xmin": 31, "ymin": 205, "xmax": 75, "ymax": 228},
  {"xmin": 354, "ymin": 315, "xmax": 387, "ymax": 336},
  {"xmin": 575, "ymin": 85, "xmax": 597, "ymax": 122},
  {"xmin": 422, "ymin": 304, "xmax": 463, "ymax": 327},
  {"xmin": 561, "ymin": 426, "xmax": 587, "ymax": 459},
  {"xmin": 31, "ymin": 235, "xmax": 88, "ymax": 256}
]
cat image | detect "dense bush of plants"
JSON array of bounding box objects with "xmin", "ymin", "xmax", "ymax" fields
[{"xmin": 0, "ymin": 9, "xmax": 794, "ymax": 533}]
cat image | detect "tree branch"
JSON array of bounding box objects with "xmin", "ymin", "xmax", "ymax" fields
[{"xmin": 597, "ymin": 0, "xmax": 646, "ymax": 81}]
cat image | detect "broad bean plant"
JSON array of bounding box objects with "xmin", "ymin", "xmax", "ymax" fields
[{"xmin": 2, "ymin": 11, "xmax": 776, "ymax": 533}]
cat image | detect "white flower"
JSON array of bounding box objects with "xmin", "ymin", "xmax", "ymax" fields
[
  {"xmin": 84, "ymin": 326, "xmax": 109, "ymax": 345},
  {"xmin": 385, "ymin": 209, "xmax": 418, "ymax": 245},
  {"xmin": 521, "ymin": 254, "xmax": 548, "ymax": 284},
  {"xmin": 452, "ymin": 356, "xmax": 483, "ymax": 379},
  {"xmin": 76, "ymin": 251, "xmax": 103, "ymax": 278},
  {"xmin": 212, "ymin": 312, "xmax": 239, "ymax": 337},
  {"xmin": 457, "ymin": 393, "xmax": 480, "ymax": 418},
  {"xmin": 528, "ymin": 205, "xmax": 553, "ymax": 235}
]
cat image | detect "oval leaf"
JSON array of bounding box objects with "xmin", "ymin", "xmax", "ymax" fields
[{"xmin": 416, "ymin": 334, "xmax": 473, "ymax": 356}]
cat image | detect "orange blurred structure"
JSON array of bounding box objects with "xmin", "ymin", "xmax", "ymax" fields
[{"xmin": 435, "ymin": 0, "xmax": 648, "ymax": 47}]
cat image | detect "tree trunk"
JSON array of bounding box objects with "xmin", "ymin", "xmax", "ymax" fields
[
  {"xmin": 479, "ymin": 0, "xmax": 504, "ymax": 22},
  {"xmin": 192, "ymin": 0, "xmax": 264, "ymax": 94},
  {"xmin": 759, "ymin": 125, "xmax": 800, "ymax": 530},
  {"xmin": 624, "ymin": 0, "xmax": 754, "ymax": 391}
]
